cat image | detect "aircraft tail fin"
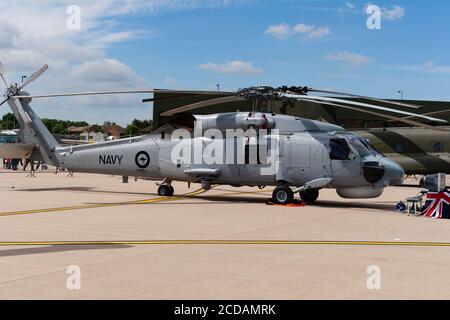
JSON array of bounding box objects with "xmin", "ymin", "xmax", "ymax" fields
[
  {"xmin": 0, "ymin": 62, "xmax": 61, "ymax": 166},
  {"xmin": 6, "ymin": 96, "xmax": 61, "ymax": 166}
]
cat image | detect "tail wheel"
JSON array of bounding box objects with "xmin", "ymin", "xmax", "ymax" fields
[
  {"xmin": 158, "ymin": 185, "xmax": 174, "ymax": 197},
  {"xmin": 300, "ymin": 189, "xmax": 319, "ymax": 204},
  {"xmin": 272, "ymin": 186, "xmax": 294, "ymax": 205}
]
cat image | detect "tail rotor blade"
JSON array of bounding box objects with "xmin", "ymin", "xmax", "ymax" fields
[
  {"xmin": 19, "ymin": 64, "xmax": 49, "ymax": 90},
  {"xmin": 0, "ymin": 62, "xmax": 11, "ymax": 88},
  {"xmin": 0, "ymin": 97, "xmax": 7, "ymax": 107}
]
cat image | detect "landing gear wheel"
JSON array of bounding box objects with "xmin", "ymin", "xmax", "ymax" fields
[
  {"xmin": 300, "ymin": 189, "xmax": 319, "ymax": 204},
  {"xmin": 272, "ymin": 186, "xmax": 294, "ymax": 205},
  {"xmin": 158, "ymin": 185, "xmax": 174, "ymax": 197}
]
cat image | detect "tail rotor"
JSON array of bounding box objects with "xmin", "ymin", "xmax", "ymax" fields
[
  {"xmin": 0, "ymin": 62, "xmax": 49, "ymax": 98},
  {"xmin": 0, "ymin": 62, "xmax": 12, "ymax": 106},
  {"xmin": 0, "ymin": 62, "xmax": 49, "ymax": 123},
  {"xmin": 17, "ymin": 64, "xmax": 48, "ymax": 91},
  {"xmin": 0, "ymin": 62, "xmax": 12, "ymax": 88}
]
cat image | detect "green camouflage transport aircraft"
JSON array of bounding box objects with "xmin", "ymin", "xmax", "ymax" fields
[{"xmin": 150, "ymin": 91, "xmax": 450, "ymax": 176}]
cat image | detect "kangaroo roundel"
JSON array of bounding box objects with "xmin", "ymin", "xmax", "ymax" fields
[{"xmin": 135, "ymin": 151, "xmax": 150, "ymax": 169}]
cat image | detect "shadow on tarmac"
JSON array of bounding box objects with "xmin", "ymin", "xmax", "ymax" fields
[
  {"xmin": 139, "ymin": 194, "xmax": 396, "ymax": 211},
  {"xmin": 14, "ymin": 186, "xmax": 159, "ymax": 197},
  {"xmin": 0, "ymin": 244, "xmax": 133, "ymax": 257}
]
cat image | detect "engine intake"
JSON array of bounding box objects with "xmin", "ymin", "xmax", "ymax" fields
[{"xmin": 363, "ymin": 162, "xmax": 385, "ymax": 184}]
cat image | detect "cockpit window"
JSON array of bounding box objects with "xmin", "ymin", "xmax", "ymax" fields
[
  {"xmin": 348, "ymin": 137, "xmax": 372, "ymax": 158},
  {"xmin": 329, "ymin": 138, "xmax": 352, "ymax": 160}
]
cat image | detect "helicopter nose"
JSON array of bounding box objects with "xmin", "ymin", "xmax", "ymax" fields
[{"xmin": 380, "ymin": 157, "xmax": 405, "ymax": 186}]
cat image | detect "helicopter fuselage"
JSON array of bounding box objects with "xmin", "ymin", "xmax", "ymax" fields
[{"xmin": 56, "ymin": 113, "xmax": 405, "ymax": 200}]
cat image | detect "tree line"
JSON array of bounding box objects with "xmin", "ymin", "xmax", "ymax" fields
[{"xmin": 0, "ymin": 113, "xmax": 153, "ymax": 137}]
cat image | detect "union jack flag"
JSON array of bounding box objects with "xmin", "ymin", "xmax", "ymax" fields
[{"xmin": 420, "ymin": 191, "xmax": 450, "ymax": 219}]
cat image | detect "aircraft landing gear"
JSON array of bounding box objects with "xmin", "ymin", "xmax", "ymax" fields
[
  {"xmin": 158, "ymin": 184, "xmax": 174, "ymax": 197},
  {"xmin": 157, "ymin": 178, "xmax": 174, "ymax": 197},
  {"xmin": 272, "ymin": 185, "xmax": 294, "ymax": 205},
  {"xmin": 300, "ymin": 189, "xmax": 319, "ymax": 204}
]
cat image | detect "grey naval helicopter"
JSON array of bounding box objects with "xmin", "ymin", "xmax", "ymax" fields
[{"xmin": 3, "ymin": 63, "xmax": 445, "ymax": 204}]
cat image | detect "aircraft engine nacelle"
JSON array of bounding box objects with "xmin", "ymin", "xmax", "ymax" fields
[
  {"xmin": 336, "ymin": 187, "xmax": 384, "ymax": 199},
  {"xmin": 235, "ymin": 113, "xmax": 276, "ymax": 130},
  {"xmin": 196, "ymin": 112, "xmax": 276, "ymax": 132}
]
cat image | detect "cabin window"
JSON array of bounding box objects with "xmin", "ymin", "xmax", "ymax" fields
[
  {"xmin": 394, "ymin": 143, "xmax": 405, "ymax": 153},
  {"xmin": 433, "ymin": 142, "xmax": 445, "ymax": 152},
  {"xmin": 329, "ymin": 138, "xmax": 352, "ymax": 161}
]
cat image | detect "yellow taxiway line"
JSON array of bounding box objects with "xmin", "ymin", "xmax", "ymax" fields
[
  {"xmin": 0, "ymin": 240, "xmax": 450, "ymax": 247},
  {"xmin": 0, "ymin": 187, "xmax": 273, "ymax": 217},
  {"xmin": 0, "ymin": 188, "xmax": 206, "ymax": 217}
]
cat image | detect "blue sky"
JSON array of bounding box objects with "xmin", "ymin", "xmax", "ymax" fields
[{"xmin": 1, "ymin": 0, "xmax": 450, "ymax": 125}]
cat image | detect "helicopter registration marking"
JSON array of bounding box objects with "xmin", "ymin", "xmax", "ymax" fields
[{"xmin": 99, "ymin": 155, "xmax": 123, "ymax": 165}]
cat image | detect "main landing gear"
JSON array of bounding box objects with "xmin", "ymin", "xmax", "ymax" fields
[
  {"xmin": 158, "ymin": 184, "xmax": 174, "ymax": 197},
  {"xmin": 272, "ymin": 184, "xmax": 320, "ymax": 205},
  {"xmin": 272, "ymin": 185, "xmax": 294, "ymax": 205},
  {"xmin": 299, "ymin": 189, "xmax": 320, "ymax": 204},
  {"xmin": 157, "ymin": 179, "xmax": 174, "ymax": 197}
]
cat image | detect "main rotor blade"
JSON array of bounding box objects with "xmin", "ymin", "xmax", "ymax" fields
[
  {"xmin": 296, "ymin": 98, "xmax": 450, "ymax": 131},
  {"xmin": 14, "ymin": 89, "xmax": 236, "ymax": 100},
  {"xmin": 398, "ymin": 108, "xmax": 450, "ymax": 120},
  {"xmin": 155, "ymin": 89, "xmax": 235, "ymax": 96},
  {"xmin": 0, "ymin": 62, "xmax": 11, "ymax": 88},
  {"xmin": 14, "ymin": 90, "xmax": 158, "ymax": 99},
  {"xmin": 143, "ymin": 94, "xmax": 206, "ymax": 103},
  {"xmin": 0, "ymin": 97, "xmax": 7, "ymax": 107},
  {"xmin": 284, "ymin": 94, "xmax": 448, "ymax": 124},
  {"xmin": 308, "ymin": 88, "xmax": 423, "ymax": 109},
  {"xmin": 161, "ymin": 96, "xmax": 246, "ymax": 117},
  {"xmin": 18, "ymin": 64, "xmax": 48, "ymax": 90}
]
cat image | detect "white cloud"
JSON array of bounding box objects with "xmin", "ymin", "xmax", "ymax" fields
[
  {"xmin": 324, "ymin": 51, "xmax": 372, "ymax": 68},
  {"xmin": 308, "ymin": 27, "xmax": 331, "ymax": 39},
  {"xmin": 293, "ymin": 24, "xmax": 315, "ymax": 34},
  {"xmin": 364, "ymin": 3, "xmax": 406, "ymax": 21},
  {"xmin": 265, "ymin": 23, "xmax": 292, "ymax": 39},
  {"xmin": 346, "ymin": 2, "xmax": 355, "ymax": 9},
  {"xmin": 199, "ymin": 61, "xmax": 263, "ymax": 76},
  {"xmin": 265, "ymin": 23, "xmax": 331, "ymax": 40},
  {"xmin": 164, "ymin": 78, "xmax": 177, "ymax": 86},
  {"xmin": 0, "ymin": 0, "xmax": 241, "ymax": 125},
  {"xmin": 71, "ymin": 59, "xmax": 147, "ymax": 85},
  {"xmin": 382, "ymin": 5, "xmax": 405, "ymax": 21},
  {"xmin": 0, "ymin": 21, "xmax": 22, "ymax": 49},
  {"xmin": 423, "ymin": 61, "xmax": 450, "ymax": 74}
]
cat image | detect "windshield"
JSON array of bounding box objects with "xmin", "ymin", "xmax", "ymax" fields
[
  {"xmin": 329, "ymin": 138, "xmax": 352, "ymax": 160},
  {"xmin": 346, "ymin": 135, "xmax": 373, "ymax": 158}
]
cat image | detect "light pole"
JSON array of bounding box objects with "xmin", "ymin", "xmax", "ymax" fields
[
  {"xmin": 216, "ymin": 84, "xmax": 220, "ymax": 92},
  {"xmin": 397, "ymin": 90, "xmax": 404, "ymax": 100}
]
